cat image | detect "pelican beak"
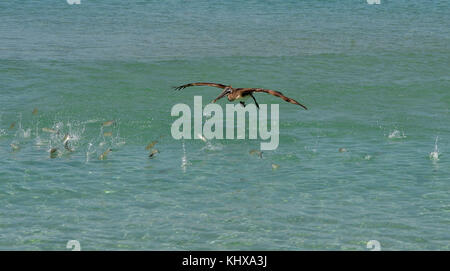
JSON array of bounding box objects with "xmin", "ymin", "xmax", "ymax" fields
[{"xmin": 211, "ymin": 89, "xmax": 230, "ymax": 103}]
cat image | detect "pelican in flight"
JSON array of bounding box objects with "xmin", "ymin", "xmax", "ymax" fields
[{"xmin": 173, "ymin": 82, "xmax": 308, "ymax": 110}]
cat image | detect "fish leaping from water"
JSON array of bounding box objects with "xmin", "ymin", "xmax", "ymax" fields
[{"xmin": 173, "ymin": 82, "xmax": 308, "ymax": 110}]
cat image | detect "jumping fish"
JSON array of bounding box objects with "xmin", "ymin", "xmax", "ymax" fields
[
  {"xmin": 63, "ymin": 134, "xmax": 73, "ymax": 152},
  {"xmin": 149, "ymin": 149, "xmax": 159, "ymax": 159},
  {"xmin": 49, "ymin": 148, "xmax": 58, "ymax": 158},
  {"xmin": 102, "ymin": 120, "xmax": 115, "ymax": 127},
  {"xmin": 42, "ymin": 127, "xmax": 58, "ymax": 134},
  {"xmin": 63, "ymin": 134, "xmax": 70, "ymax": 144},
  {"xmin": 197, "ymin": 134, "xmax": 207, "ymax": 143},
  {"xmin": 271, "ymin": 163, "xmax": 280, "ymax": 170},
  {"xmin": 64, "ymin": 143, "xmax": 73, "ymax": 152},
  {"xmin": 10, "ymin": 143, "xmax": 20, "ymax": 151},
  {"xmin": 32, "ymin": 108, "xmax": 38, "ymax": 115},
  {"xmin": 145, "ymin": 141, "xmax": 158, "ymax": 150},
  {"xmin": 99, "ymin": 148, "xmax": 112, "ymax": 160},
  {"xmin": 9, "ymin": 122, "xmax": 15, "ymax": 130},
  {"xmin": 249, "ymin": 149, "xmax": 263, "ymax": 159}
]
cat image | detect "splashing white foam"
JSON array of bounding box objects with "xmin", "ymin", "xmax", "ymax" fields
[
  {"xmin": 34, "ymin": 136, "xmax": 47, "ymax": 147},
  {"xmin": 181, "ymin": 140, "xmax": 188, "ymax": 172},
  {"xmin": 388, "ymin": 130, "xmax": 406, "ymax": 139},
  {"xmin": 22, "ymin": 128, "xmax": 31, "ymax": 138},
  {"xmin": 86, "ymin": 142, "xmax": 95, "ymax": 163},
  {"xmin": 197, "ymin": 133, "xmax": 222, "ymax": 151},
  {"xmin": 429, "ymin": 136, "xmax": 440, "ymax": 161},
  {"xmin": 202, "ymin": 144, "xmax": 223, "ymax": 151}
]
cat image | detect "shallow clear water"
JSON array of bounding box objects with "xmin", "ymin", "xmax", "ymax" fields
[{"xmin": 0, "ymin": 0, "xmax": 449, "ymax": 250}]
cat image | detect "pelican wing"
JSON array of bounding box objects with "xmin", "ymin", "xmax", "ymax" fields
[
  {"xmin": 174, "ymin": 82, "xmax": 227, "ymax": 91},
  {"xmin": 241, "ymin": 88, "xmax": 308, "ymax": 110}
]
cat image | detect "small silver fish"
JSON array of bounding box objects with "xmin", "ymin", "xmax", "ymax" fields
[
  {"xmin": 99, "ymin": 148, "xmax": 112, "ymax": 160},
  {"xmin": 63, "ymin": 134, "xmax": 74, "ymax": 152},
  {"xmin": 49, "ymin": 148, "xmax": 58, "ymax": 158},
  {"xmin": 42, "ymin": 127, "xmax": 58, "ymax": 134},
  {"xmin": 63, "ymin": 134, "xmax": 70, "ymax": 144},
  {"xmin": 64, "ymin": 143, "xmax": 73, "ymax": 152},
  {"xmin": 102, "ymin": 120, "xmax": 115, "ymax": 127},
  {"xmin": 271, "ymin": 164, "xmax": 280, "ymax": 170},
  {"xmin": 145, "ymin": 141, "xmax": 158, "ymax": 150},
  {"xmin": 249, "ymin": 149, "xmax": 263, "ymax": 159},
  {"xmin": 10, "ymin": 143, "xmax": 20, "ymax": 151},
  {"xmin": 197, "ymin": 133, "xmax": 207, "ymax": 143},
  {"xmin": 149, "ymin": 149, "xmax": 159, "ymax": 159},
  {"xmin": 339, "ymin": 148, "xmax": 347, "ymax": 153}
]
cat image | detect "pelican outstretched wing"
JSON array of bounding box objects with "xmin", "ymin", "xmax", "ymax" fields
[
  {"xmin": 174, "ymin": 82, "xmax": 227, "ymax": 91},
  {"xmin": 240, "ymin": 88, "xmax": 308, "ymax": 110}
]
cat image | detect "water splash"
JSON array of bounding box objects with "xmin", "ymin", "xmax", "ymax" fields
[
  {"xmin": 10, "ymin": 142, "xmax": 20, "ymax": 152},
  {"xmin": 13, "ymin": 113, "xmax": 26, "ymax": 139},
  {"xmin": 22, "ymin": 128, "xmax": 31, "ymax": 138},
  {"xmin": 43, "ymin": 120, "xmax": 86, "ymax": 155},
  {"xmin": 429, "ymin": 136, "xmax": 440, "ymax": 162},
  {"xmin": 388, "ymin": 129, "xmax": 406, "ymax": 139},
  {"xmin": 181, "ymin": 140, "xmax": 188, "ymax": 172},
  {"xmin": 198, "ymin": 133, "xmax": 222, "ymax": 151},
  {"xmin": 86, "ymin": 142, "xmax": 95, "ymax": 163}
]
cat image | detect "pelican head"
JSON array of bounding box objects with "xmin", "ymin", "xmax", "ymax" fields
[{"xmin": 224, "ymin": 87, "xmax": 233, "ymax": 100}]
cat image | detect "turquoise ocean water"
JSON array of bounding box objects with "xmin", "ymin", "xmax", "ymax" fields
[{"xmin": 0, "ymin": 0, "xmax": 449, "ymax": 250}]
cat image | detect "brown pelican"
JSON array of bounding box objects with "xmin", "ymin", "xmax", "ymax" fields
[{"xmin": 173, "ymin": 82, "xmax": 308, "ymax": 110}]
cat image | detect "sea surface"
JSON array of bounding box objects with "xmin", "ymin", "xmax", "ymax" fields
[{"xmin": 0, "ymin": 0, "xmax": 449, "ymax": 250}]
